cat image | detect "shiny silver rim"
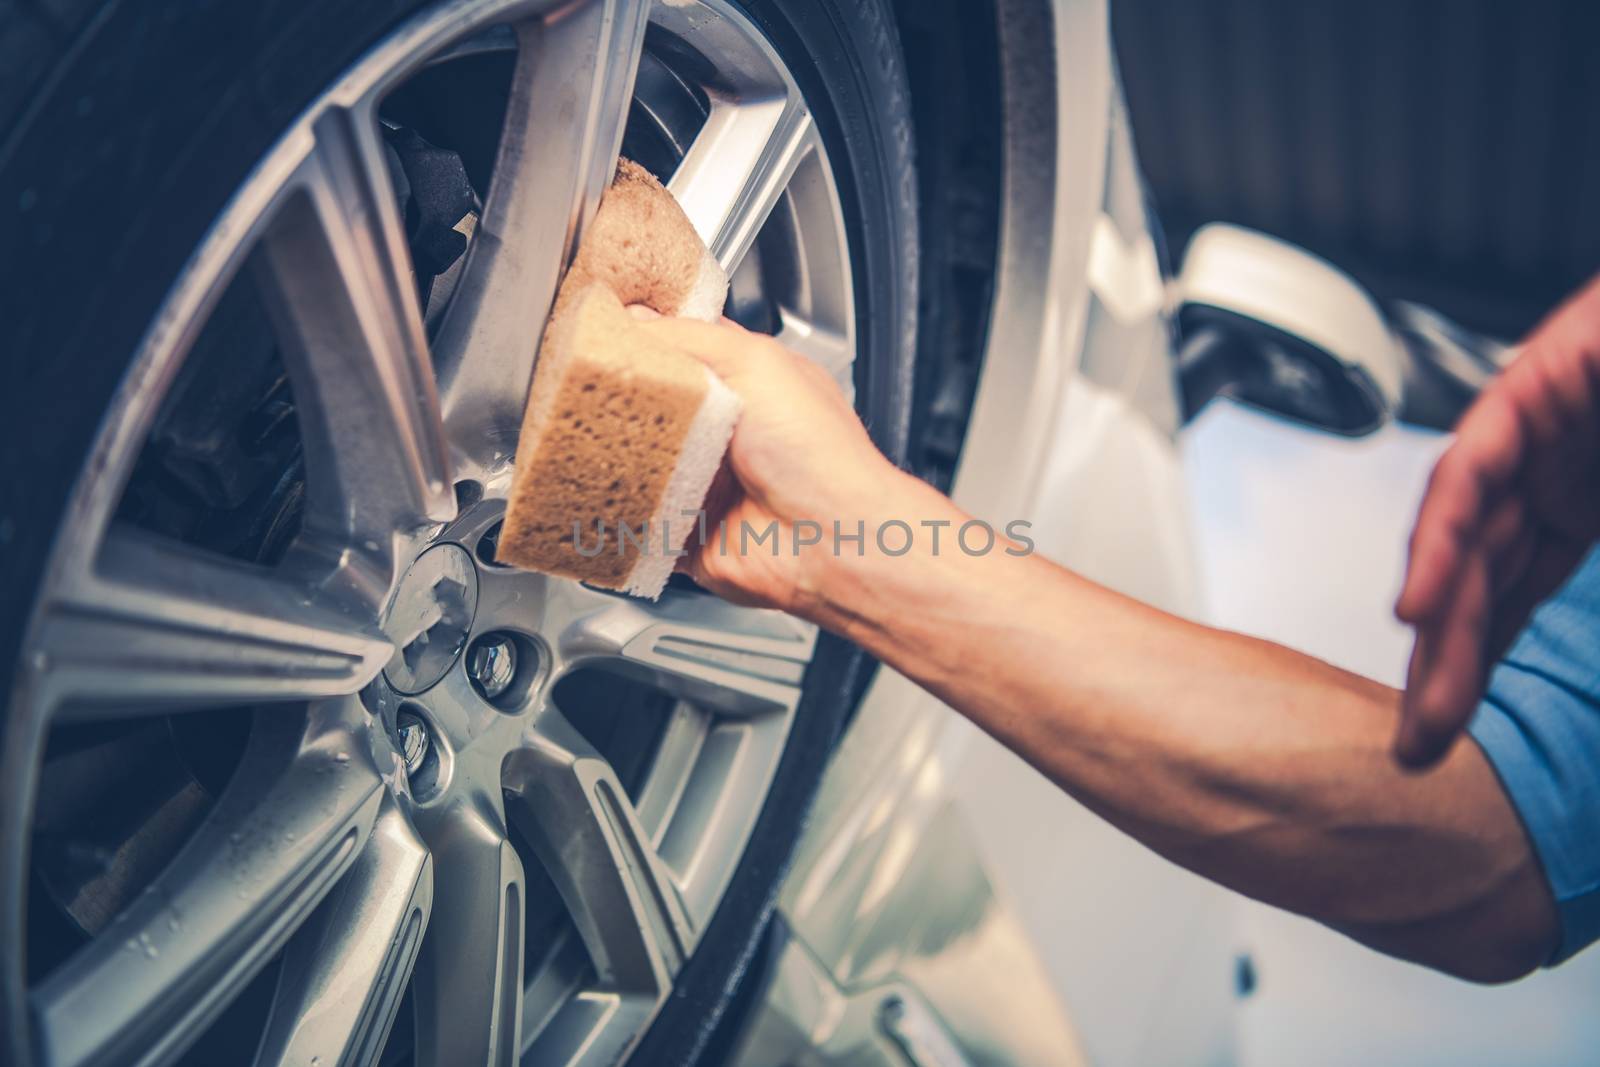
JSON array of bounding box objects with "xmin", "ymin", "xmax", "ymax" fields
[{"xmin": 12, "ymin": 0, "xmax": 855, "ymax": 1063}]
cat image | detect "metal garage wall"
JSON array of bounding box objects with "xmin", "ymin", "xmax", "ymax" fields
[{"xmin": 1113, "ymin": 0, "xmax": 1600, "ymax": 338}]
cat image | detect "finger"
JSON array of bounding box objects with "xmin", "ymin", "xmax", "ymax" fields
[
  {"xmin": 1520, "ymin": 272, "xmax": 1600, "ymax": 369},
  {"xmin": 1397, "ymin": 589, "xmax": 1460, "ymax": 766},
  {"xmin": 677, "ymin": 535, "xmax": 762, "ymax": 609},
  {"xmin": 1497, "ymin": 272, "xmax": 1600, "ymax": 445},
  {"xmin": 1485, "ymin": 533, "xmax": 1588, "ymax": 662},
  {"xmin": 1504, "ymin": 345, "xmax": 1582, "ymax": 447},
  {"xmin": 1396, "ymin": 390, "xmax": 1525, "ymax": 622},
  {"xmin": 1401, "ymin": 495, "xmax": 1536, "ymax": 755},
  {"xmin": 634, "ymin": 316, "xmax": 759, "ymax": 379},
  {"xmin": 1396, "ymin": 549, "xmax": 1492, "ymax": 768},
  {"xmin": 1493, "ymin": 522, "xmax": 1536, "ymax": 598},
  {"xmin": 698, "ymin": 465, "xmax": 740, "ymax": 528},
  {"xmin": 1396, "ymin": 450, "xmax": 1478, "ymax": 624},
  {"xmin": 675, "ymin": 544, "xmax": 713, "ymax": 590},
  {"xmin": 1478, "ymin": 493, "xmax": 1528, "ymax": 593}
]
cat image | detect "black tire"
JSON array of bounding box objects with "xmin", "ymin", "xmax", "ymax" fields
[{"xmin": 0, "ymin": 0, "xmax": 921, "ymax": 1063}]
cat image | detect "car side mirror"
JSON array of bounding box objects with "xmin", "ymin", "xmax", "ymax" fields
[{"xmin": 1173, "ymin": 224, "xmax": 1403, "ymax": 436}]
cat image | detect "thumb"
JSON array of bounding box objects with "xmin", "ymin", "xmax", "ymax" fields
[{"xmin": 633, "ymin": 316, "xmax": 757, "ymax": 381}]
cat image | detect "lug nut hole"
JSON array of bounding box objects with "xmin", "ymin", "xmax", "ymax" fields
[
  {"xmin": 476, "ymin": 520, "xmax": 512, "ymax": 569},
  {"xmin": 454, "ymin": 479, "xmax": 483, "ymax": 512},
  {"xmin": 466, "ymin": 631, "xmax": 545, "ymax": 711},
  {"xmin": 396, "ymin": 704, "xmax": 444, "ymax": 800}
]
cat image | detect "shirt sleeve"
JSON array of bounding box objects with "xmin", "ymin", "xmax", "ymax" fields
[{"xmin": 1469, "ymin": 545, "xmax": 1600, "ymax": 965}]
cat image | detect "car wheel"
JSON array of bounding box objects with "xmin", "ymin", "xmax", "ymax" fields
[{"xmin": 0, "ymin": 0, "xmax": 925, "ymax": 1064}]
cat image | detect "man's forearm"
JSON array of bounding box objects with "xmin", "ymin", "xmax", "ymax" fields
[{"xmin": 803, "ymin": 474, "xmax": 1556, "ymax": 980}]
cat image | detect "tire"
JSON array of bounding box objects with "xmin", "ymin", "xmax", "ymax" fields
[{"xmin": 0, "ymin": 0, "xmax": 921, "ymax": 1063}]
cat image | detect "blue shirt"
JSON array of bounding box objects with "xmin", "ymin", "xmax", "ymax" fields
[{"xmin": 1469, "ymin": 545, "xmax": 1600, "ymax": 964}]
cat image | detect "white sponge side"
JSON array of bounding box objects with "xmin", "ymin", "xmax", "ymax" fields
[
  {"xmin": 624, "ymin": 368, "xmax": 742, "ymax": 599},
  {"xmin": 677, "ymin": 252, "xmax": 730, "ymax": 323}
]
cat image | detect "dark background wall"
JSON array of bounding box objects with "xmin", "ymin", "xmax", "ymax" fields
[{"xmin": 1111, "ymin": 0, "xmax": 1600, "ymax": 339}]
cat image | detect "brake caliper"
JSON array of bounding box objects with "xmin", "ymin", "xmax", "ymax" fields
[{"xmin": 381, "ymin": 124, "xmax": 478, "ymax": 312}]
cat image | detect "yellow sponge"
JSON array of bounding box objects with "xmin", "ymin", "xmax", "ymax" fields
[
  {"xmin": 496, "ymin": 161, "xmax": 737, "ymax": 597},
  {"xmin": 561, "ymin": 159, "xmax": 730, "ymax": 322}
]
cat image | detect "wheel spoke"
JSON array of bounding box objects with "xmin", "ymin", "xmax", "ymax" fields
[
  {"xmin": 409, "ymin": 800, "xmax": 526, "ymax": 1067},
  {"xmin": 557, "ymin": 587, "xmax": 816, "ymax": 714},
  {"xmin": 630, "ymin": 700, "xmax": 708, "ymax": 840},
  {"xmin": 34, "ymin": 527, "xmax": 391, "ymax": 722},
  {"xmin": 434, "ymin": 0, "xmax": 651, "ymax": 459},
  {"xmin": 653, "ymin": 0, "xmax": 814, "ymax": 276},
  {"xmin": 505, "ymin": 709, "xmax": 692, "ymax": 996},
  {"xmin": 30, "ymin": 715, "xmax": 383, "ymax": 1067},
  {"xmin": 255, "ymin": 797, "xmax": 433, "ymax": 1067},
  {"xmin": 776, "ymin": 306, "xmax": 855, "ymax": 391},
  {"xmin": 254, "ymin": 103, "xmax": 454, "ymax": 554}
]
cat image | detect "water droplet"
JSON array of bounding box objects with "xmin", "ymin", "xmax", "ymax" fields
[
  {"xmin": 334, "ymin": 751, "xmax": 350, "ymax": 765},
  {"xmin": 284, "ymin": 831, "xmax": 296, "ymax": 843},
  {"xmin": 364, "ymin": 540, "xmax": 381, "ymax": 553},
  {"xmin": 167, "ymin": 915, "xmax": 182, "ymax": 933},
  {"xmin": 125, "ymin": 938, "xmax": 139, "ymax": 953}
]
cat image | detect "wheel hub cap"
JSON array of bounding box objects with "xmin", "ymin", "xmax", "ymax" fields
[{"xmin": 382, "ymin": 543, "xmax": 479, "ymax": 696}]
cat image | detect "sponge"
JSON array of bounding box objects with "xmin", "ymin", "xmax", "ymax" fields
[
  {"xmin": 495, "ymin": 161, "xmax": 737, "ymax": 598},
  {"xmin": 561, "ymin": 159, "xmax": 730, "ymax": 322}
]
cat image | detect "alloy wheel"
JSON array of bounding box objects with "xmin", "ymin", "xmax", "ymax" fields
[{"xmin": 11, "ymin": 0, "xmax": 856, "ymax": 1063}]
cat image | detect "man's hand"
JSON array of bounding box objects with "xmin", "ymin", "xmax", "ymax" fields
[
  {"xmin": 632, "ymin": 313, "xmax": 918, "ymax": 616},
  {"xmin": 1395, "ymin": 277, "xmax": 1600, "ymax": 767}
]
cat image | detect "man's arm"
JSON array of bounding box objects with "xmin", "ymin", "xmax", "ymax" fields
[
  {"xmin": 809, "ymin": 474, "xmax": 1554, "ymax": 981},
  {"xmin": 634, "ymin": 314, "xmax": 1560, "ymax": 982}
]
